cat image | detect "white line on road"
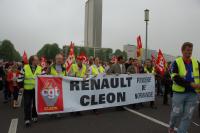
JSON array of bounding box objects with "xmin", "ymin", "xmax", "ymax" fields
[
  {"xmin": 192, "ymin": 122, "xmax": 200, "ymax": 127},
  {"xmin": 8, "ymin": 118, "xmax": 18, "ymax": 133},
  {"xmin": 124, "ymin": 107, "xmax": 178, "ymax": 131}
]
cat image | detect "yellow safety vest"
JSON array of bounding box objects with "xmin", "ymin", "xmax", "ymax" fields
[
  {"xmin": 171, "ymin": 57, "xmax": 200, "ymax": 93},
  {"xmin": 50, "ymin": 65, "xmax": 67, "ymax": 76},
  {"xmin": 71, "ymin": 64, "xmax": 87, "ymax": 78},
  {"xmin": 98, "ymin": 66, "xmax": 105, "ymax": 73},
  {"xmin": 144, "ymin": 67, "xmax": 155, "ymax": 74},
  {"xmin": 24, "ymin": 65, "xmax": 42, "ymax": 90},
  {"xmin": 91, "ymin": 65, "xmax": 99, "ymax": 76}
]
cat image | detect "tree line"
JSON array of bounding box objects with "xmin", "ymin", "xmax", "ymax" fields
[{"xmin": 0, "ymin": 40, "xmax": 127, "ymax": 62}]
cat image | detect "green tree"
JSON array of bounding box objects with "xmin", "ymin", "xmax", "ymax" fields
[
  {"xmin": 87, "ymin": 47, "xmax": 94, "ymax": 57},
  {"xmin": 105, "ymin": 48, "xmax": 113, "ymax": 61},
  {"xmin": 98, "ymin": 49, "xmax": 104, "ymax": 61},
  {"xmin": 62, "ymin": 45, "xmax": 69, "ymax": 58},
  {"xmin": 0, "ymin": 40, "xmax": 21, "ymax": 61},
  {"xmin": 122, "ymin": 51, "xmax": 128, "ymax": 61},
  {"xmin": 79, "ymin": 47, "xmax": 87, "ymax": 56},
  {"xmin": 114, "ymin": 49, "xmax": 123, "ymax": 56},
  {"xmin": 37, "ymin": 43, "xmax": 61, "ymax": 60}
]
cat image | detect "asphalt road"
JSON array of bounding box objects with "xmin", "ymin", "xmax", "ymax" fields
[{"xmin": 0, "ymin": 92, "xmax": 200, "ymax": 133}]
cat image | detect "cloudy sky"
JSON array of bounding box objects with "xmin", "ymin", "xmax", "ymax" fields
[{"xmin": 0, "ymin": 0, "xmax": 200, "ymax": 60}]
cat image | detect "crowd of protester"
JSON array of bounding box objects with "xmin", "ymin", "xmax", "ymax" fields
[
  {"xmin": 0, "ymin": 61, "xmax": 24, "ymax": 108},
  {"xmin": 0, "ymin": 51, "xmax": 199, "ymax": 129}
]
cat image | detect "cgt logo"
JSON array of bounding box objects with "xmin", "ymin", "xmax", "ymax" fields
[
  {"xmin": 41, "ymin": 86, "xmax": 60, "ymax": 99},
  {"xmin": 40, "ymin": 79, "xmax": 61, "ymax": 106}
]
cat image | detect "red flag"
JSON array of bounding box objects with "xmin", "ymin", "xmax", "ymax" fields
[
  {"xmin": 136, "ymin": 35, "xmax": 143, "ymax": 58},
  {"xmin": 65, "ymin": 42, "xmax": 75, "ymax": 72},
  {"xmin": 40, "ymin": 57, "xmax": 47, "ymax": 69},
  {"xmin": 22, "ymin": 51, "xmax": 28, "ymax": 64},
  {"xmin": 111, "ymin": 55, "xmax": 117, "ymax": 64},
  {"xmin": 156, "ymin": 49, "xmax": 166, "ymax": 75}
]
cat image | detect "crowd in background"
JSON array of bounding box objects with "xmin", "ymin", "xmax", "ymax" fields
[
  {"xmin": 0, "ymin": 61, "xmax": 23, "ymax": 108},
  {"xmin": 0, "ymin": 53, "xmax": 199, "ymax": 127},
  {"xmin": 0, "ymin": 55, "xmax": 173, "ymax": 108}
]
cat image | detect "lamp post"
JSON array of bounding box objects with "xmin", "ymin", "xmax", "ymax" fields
[{"xmin": 144, "ymin": 9, "xmax": 149, "ymax": 60}]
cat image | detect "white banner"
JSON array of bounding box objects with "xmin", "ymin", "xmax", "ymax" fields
[{"xmin": 36, "ymin": 74, "xmax": 155, "ymax": 115}]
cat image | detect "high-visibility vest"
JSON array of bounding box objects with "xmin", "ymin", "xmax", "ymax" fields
[
  {"xmin": 91, "ymin": 65, "xmax": 99, "ymax": 76},
  {"xmin": 98, "ymin": 66, "xmax": 105, "ymax": 73},
  {"xmin": 144, "ymin": 67, "xmax": 155, "ymax": 74},
  {"xmin": 50, "ymin": 64, "xmax": 67, "ymax": 76},
  {"xmin": 171, "ymin": 57, "xmax": 200, "ymax": 93},
  {"xmin": 24, "ymin": 64, "xmax": 42, "ymax": 90},
  {"xmin": 71, "ymin": 64, "xmax": 87, "ymax": 78}
]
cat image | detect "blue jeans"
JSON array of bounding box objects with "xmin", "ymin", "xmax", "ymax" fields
[{"xmin": 169, "ymin": 92, "xmax": 198, "ymax": 133}]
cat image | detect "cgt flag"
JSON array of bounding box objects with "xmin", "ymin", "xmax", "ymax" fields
[
  {"xmin": 22, "ymin": 51, "xmax": 28, "ymax": 64},
  {"xmin": 156, "ymin": 49, "xmax": 166, "ymax": 75},
  {"xmin": 37, "ymin": 77, "xmax": 64, "ymax": 113},
  {"xmin": 65, "ymin": 41, "xmax": 75, "ymax": 72},
  {"xmin": 136, "ymin": 35, "xmax": 143, "ymax": 59}
]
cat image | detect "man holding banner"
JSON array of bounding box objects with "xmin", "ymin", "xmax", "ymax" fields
[
  {"xmin": 144, "ymin": 59, "xmax": 157, "ymax": 109},
  {"xmin": 47, "ymin": 53, "xmax": 67, "ymax": 118},
  {"xmin": 169, "ymin": 42, "xmax": 200, "ymax": 133},
  {"xmin": 23, "ymin": 55, "xmax": 42, "ymax": 127},
  {"xmin": 48, "ymin": 53, "xmax": 67, "ymax": 76},
  {"xmin": 69, "ymin": 56, "xmax": 87, "ymax": 78},
  {"xmin": 108, "ymin": 56, "xmax": 126, "ymax": 75},
  {"xmin": 108, "ymin": 55, "xmax": 126, "ymax": 111},
  {"xmin": 87, "ymin": 57, "xmax": 105, "ymax": 114},
  {"xmin": 69, "ymin": 56, "xmax": 88, "ymax": 116}
]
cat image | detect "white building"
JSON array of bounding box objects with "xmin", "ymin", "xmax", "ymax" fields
[
  {"xmin": 84, "ymin": 0, "xmax": 102, "ymax": 48},
  {"xmin": 123, "ymin": 44, "xmax": 136, "ymax": 59},
  {"xmin": 123, "ymin": 44, "xmax": 176, "ymax": 62}
]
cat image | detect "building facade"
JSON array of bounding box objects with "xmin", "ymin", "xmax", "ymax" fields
[
  {"xmin": 84, "ymin": 0, "xmax": 102, "ymax": 48},
  {"xmin": 123, "ymin": 44, "xmax": 176, "ymax": 62}
]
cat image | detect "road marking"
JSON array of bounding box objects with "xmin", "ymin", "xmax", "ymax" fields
[
  {"xmin": 192, "ymin": 122, "xmax": 200, "ymax": 127},
  {"xmin": 124, "ymin": 107, "xmax": 178, "ymax": 131},
  {"xmin": 16, "ymin": 89, "xmax": 23, "ymax": 107},
  {"xmin": 8, "ymin": 118, "xmax": 18, "ymax": 133}
]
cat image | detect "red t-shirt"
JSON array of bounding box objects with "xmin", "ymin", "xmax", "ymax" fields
[{"xmin": 7, "ymin": 70, "xmax": 20, "ymax": 91}]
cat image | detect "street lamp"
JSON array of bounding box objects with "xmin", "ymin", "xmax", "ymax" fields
[{"xmin": 144, "ymin": 9, "xmax": 149, "ymax": 60}]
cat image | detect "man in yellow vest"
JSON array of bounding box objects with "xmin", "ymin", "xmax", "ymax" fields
[
  {"xmin": 69, "ymin": 56, "xmax": 87, "ymax": 78},
  {"xmin": 23, "ymin": 55, "xmax": 42, "ymax": 127},
  {"xmin": 88, "ymin": 57, "xmax": 105, "ymax": 114},
  {"xmin": 144, "ymin": 59, "xmax": 157, "ymax": 109},
  {"xmin": 88, "ymin": 57, "xmax": 105, "ymax": 76},
  {"xmin": 47, "ymin": 53, "xmax": 66, "ymax": 118},
  {"xmin": 48, "ymin": 53, "xmax": 67, "ymax": 76},
  {"xmin": 144, "ymin": 59, "xmax": 155, "ymax": 74},
  {"xmin": 69, "ymin": 56, "xmax": 87, "ymax": 116},
  {"xmin": 168, "ymin": 42, "xmax": 200, "ymax": 133}
]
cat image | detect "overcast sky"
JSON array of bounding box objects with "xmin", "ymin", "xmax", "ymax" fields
[{"xmin": 0, "ymin": 0, "xmax": 199, "ymax": 60}]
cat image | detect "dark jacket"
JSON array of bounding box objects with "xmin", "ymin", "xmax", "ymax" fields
[
  {"xmin": 108, "ymin": 63, "xmax": 126, "ymax": 74},
  {"xmin": 0, "ymin": 66, "xmax": 5, "ymax": 90}
]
